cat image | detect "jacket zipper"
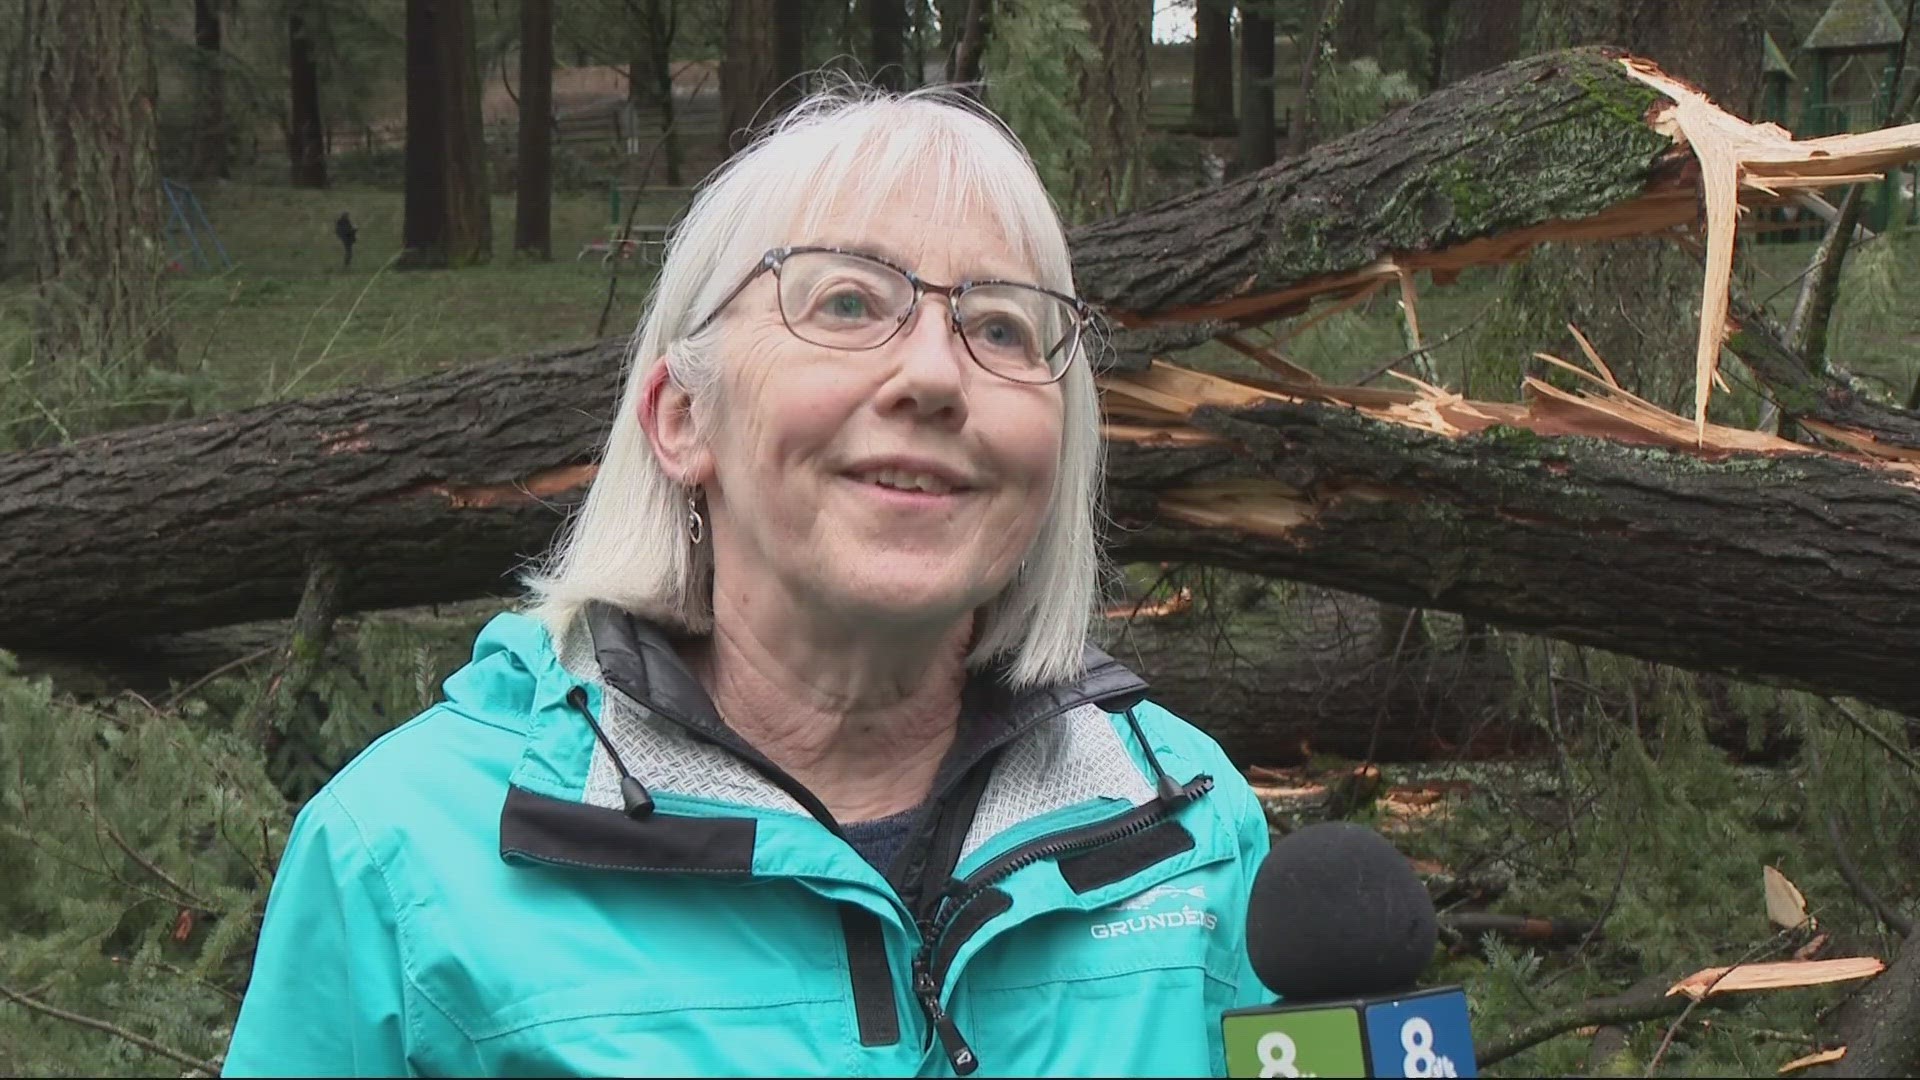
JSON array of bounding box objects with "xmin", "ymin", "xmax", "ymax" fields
[
  {"xmin": 908, "ymin": 774, "xmax": 1214, "ymax": 1074},
  {"xmin": 577, "ymin": 670, "xmax": 1208, "ymax": 1074}
]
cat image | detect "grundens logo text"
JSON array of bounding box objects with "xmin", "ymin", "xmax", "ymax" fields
[{"xmin": 1089, "ymin": 905, "xmax": 1218, "ymax": 939}]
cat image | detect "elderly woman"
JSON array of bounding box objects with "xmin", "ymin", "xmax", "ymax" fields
[{"xmin": 223, "ymin": 84, "xmax": 1272, "ymax": 1078}]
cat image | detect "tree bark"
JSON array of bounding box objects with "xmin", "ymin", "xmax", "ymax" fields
[
  {"xmin": 1074, "ymin": 0, "xmax": 1152, "ymax": 218},
  {"xmin": 8, "ymin": 50, "xmax": 1920, "ymax": 719},
  {"xmin": 22, "ymin": 0, "xmax": 171, "ymax": 367},
  {"xmin": 720, "ymin": 0, "xmax": 805, "ymax": 153},
  {"xmin": 1330, "ymin": 0, "xmax": 1376, "ymax": 60},
  {"xmin": 189, "ymin": 0, "xmax": 229, "ymax": 180},
  {"xmin": 1417, "ymin": 0, "xmax": 1451, "ymax": 90},
  {"xmin": 1073, "ymin": 49, "xmax": 1685, "ymax": 322},
  {"xmin": 1190, "ymin": 0, "xmax": 1236, "ymax": 135},
  {"xmin": 1099, "ymin": 594, "xmax": 1525, "ymax": 765},
  {"xmin": 439, "ymin": 0, "xmax": 492, "ymax": 266},
  {"xmin": 1527, "ymin": 0, "xmax": 1759, "ymax": 107},
  {"xmin": 948, "ymin": 0, "xmax": 990, "ymax": 87},
  {"xmin": 8, "ymin": 338, "xmax": 1920, "ymax": 718},
  {"xmin": 1807, "ymin": 924, "xmax": 1920, "ymax": 1077},
  {"xmin": 286, "ymin": 5, "xmax": 328, "ymax": 188},
  {"xmin": 401, "ymin": 0, "xmax": 450, "ymax": 267},
  {"xmin": 400, "ymin": 0, "xmax": 492, "ymax": 268},
  {"xmin": 865, "ymin": 0, "xmax": 910, "ymax": 89},
  {"xmin": 1234, "ymin": 0, "xmax": 1276, "ymax": 175},
  {"xmin": 514, "ymin": 0, "xmax": 554, "ymax": 260},
  {"xmin": 1441, "ymin": 0, "xmax": 1522, "ymax": 85}
]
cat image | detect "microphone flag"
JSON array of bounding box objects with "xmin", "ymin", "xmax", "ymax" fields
[{"xmin": 1222, "ymin": 985, "xmax": 1476, "ymax": 1078}]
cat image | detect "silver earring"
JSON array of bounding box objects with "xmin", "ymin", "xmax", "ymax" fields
[{"xmin": 686, "ymin": 489, "xmax": 705, "ymax": 545}]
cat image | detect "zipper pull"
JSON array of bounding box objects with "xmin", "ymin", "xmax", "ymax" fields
[{"xmin": 913, "ymin": 957, "xmax": 978, "ymax": 1075}]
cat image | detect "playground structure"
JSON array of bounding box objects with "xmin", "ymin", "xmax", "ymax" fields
[{"xmin": 160, "ymin": 178, "xmax": 232, "ymax": 272}]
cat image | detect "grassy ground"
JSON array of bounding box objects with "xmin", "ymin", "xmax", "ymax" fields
[{"xmin": 160, "ymin": 180, "xmax": 680, "ymax": 403}]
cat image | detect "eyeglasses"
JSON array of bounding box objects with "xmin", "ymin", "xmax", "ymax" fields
[{"xmin": 687, "ymin": 246, "xmax": 1091, "ymax": 385}]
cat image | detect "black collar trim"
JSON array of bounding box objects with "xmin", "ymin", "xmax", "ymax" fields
[{"xmin": 499, "ymin": 785, "xmax": 756, "ymax": 874}]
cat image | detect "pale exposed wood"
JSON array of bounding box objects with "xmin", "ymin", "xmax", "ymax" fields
[
  {"xmin": 1668, "ymin": 959, "xmax": 1887, "ymax": 1001},
  {"xmin": 1780, "ymin": 1048, "xmax": 1848, "ymax": 1074}
]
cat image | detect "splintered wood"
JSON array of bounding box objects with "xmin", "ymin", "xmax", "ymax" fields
[
  {"xmin": 1098, "ymin": 56, "xmax": 1920, "ymax": 542},
  {"xmin": 1666, "ymin": 958, "xmax": 1886, "ymax": 1001},
  {"xmin": 1618, "ymin": 57, "xmax": 1920, "ymax": 442}
]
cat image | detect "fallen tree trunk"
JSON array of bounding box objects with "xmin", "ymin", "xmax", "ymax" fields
[{"xmin": 6, "ymin": 48, "xmax": 1920, "ymax": 718}]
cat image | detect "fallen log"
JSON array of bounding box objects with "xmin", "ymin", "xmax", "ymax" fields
[{"xmin": 6, "ymin": 48, "xmax": 1920, "ymax": 718}]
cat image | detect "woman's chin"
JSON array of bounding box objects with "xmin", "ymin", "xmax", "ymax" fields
[{"xmin": 824, "ymin": 565, "xmax": 1004, "ymax": 624}]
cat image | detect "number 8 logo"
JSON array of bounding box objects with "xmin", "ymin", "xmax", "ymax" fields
[
  {"xmin": 1401, "ymin": 1017, "xmax": 1438, "ymax": 1077},
  {"xmin": 1256, "ymin": 1031, "xmax": 1301, "ymax": 1078}
]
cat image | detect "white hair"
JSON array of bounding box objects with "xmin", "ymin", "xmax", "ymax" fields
[{"xmin": 522, "ymin": 79, "xmax": 1110, "ymax": 689}]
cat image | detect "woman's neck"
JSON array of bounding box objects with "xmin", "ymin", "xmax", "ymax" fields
[{"xmin": 690, "ymin": 588, "xmax": 972, "ymax": 823}]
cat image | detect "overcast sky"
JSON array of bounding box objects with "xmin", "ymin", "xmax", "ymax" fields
[{"xmin": 1155, "ymin": 0, "xmax": 1197, "ymax": 44}]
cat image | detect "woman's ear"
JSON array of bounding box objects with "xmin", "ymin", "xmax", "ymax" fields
[{"xmin": 638, "ymin": 359, "xmax": 715, "ymax": 487}]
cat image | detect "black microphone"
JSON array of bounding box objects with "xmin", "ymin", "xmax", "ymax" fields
[{"xmin": 1223, "ymin": 821, "xmax": 1477, "ymax": 1077}]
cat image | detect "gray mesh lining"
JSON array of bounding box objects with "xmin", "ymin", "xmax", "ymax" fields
[
  {"xmin": 959, "ymin": 702, "xmax": 1154, "ymax": 863},
  {"xmin": 556, "ymin": 621, "xmax": 804, "ymax": 815}
]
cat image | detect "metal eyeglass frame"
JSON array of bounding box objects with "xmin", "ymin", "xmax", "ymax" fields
[{"xmin": 684, "ymin": 245, "xmax": 1093, "ymax": 385}]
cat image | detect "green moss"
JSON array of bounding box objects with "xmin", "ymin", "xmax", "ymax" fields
[
  {"xmin": 1275, "ymin": 51, "xmax": 1674, "ymax": 281},
  {"xmin": 1568, "ymin": 61, "xmax": 1664, "ymax": 129},
  {"xmin": 1479, "ymin": 423, "xmax": 1548, "ymax": 453}
]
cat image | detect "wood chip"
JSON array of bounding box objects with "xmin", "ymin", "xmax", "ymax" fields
[
  {"xmin": 1666, "ymin": 958, "xmax": 1885, "ymax": 1001},
  {"xmin": 1778, "ymin": 1047, "xmax": 1846, "ymax": 1074},
  {"xmin": 1764, "ymin": 866, "xmax": 1812, "ymax": 930}
]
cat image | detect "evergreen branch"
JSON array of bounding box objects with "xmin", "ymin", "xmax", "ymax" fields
[
  {"xmin": 1828, "ymin": 700, "xmax": 1920, "ymax": 778},
  {"xmin": 0, "ymin": 981, "xmax": 220, "ymax": 1076},
  {"xmin": 0, "ymin": 823, "xmax": 216, "ymax": 915},
  {"xmin": 160, "ymin": 643, "xmax": 277, "ymax": 709},
  {"xmin": 1475, "ymin": 977, "xmax": 1720, "ymax": 1069},
  {"xmin": 84, "ymin": 789, "xmax": 220, "ymax": 913},
  {"xmin": 111, "ymin": 955, "xmax": 243, "ymax": 1007}
]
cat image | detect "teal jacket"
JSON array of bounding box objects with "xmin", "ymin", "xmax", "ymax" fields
[{"xmin": 223, "ymin": 605, "xmax": 1274, "ymax": 1077}]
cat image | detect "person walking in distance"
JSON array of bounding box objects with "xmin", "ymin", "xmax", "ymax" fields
[{"xmin": 334, "ymin": 211, "xmax": 357, "ymax": 269}]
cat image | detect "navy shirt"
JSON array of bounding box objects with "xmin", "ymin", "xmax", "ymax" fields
[{"xmin": 841, "ymin": 804, "xmax": 923, "ymax": 874}]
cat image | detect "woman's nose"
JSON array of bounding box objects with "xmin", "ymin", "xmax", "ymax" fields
[{"xmin": 879, "ymin": 295, "xmax": 972, "ymax": 421}]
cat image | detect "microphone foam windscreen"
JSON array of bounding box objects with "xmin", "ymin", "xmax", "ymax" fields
[{"xmin": 1244, "ymin": 820, "xmax": 1438, "ymax": 1000}]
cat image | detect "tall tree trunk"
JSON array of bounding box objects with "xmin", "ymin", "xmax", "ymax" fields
[
  {"xmin": 400, "ymin": 0, "xmax": 491, "ymax": 268},
  {"xmin": 628, "ymin": 0, "xmax": 683, "ymax": 183},
  {"xmin": 22, "ymin": 0, "xmax": 171, "ymax": 367},
  {"xmin": 515, "ymin": 0, "xmax": 553, "ymax": 260},
  {"xmin": 865, "ymin": 0, "xmax": 909, "ymax": 89},
  {"xmin": 1441, "ymin": 0, "xmax": 1522, "ymax": 84},
  {"xmin": 1, "ymin": 0, "xmax": 31, "ymax": 275},
  {"xmin": 948, "ymin": 0, "xmax": 990, "ymax": 87},
  {"xmin": 1235, "ymin": 0, "xmax": 1276, "ymax": 174},
  {"xmin": 189, "ymin": 0, "xmax": 229, "ymax": 180},
  {"xmin": 1191, "ymin": 0, "xmax": 1236, "ymax": 135},
  {"xmin": 1074, "ymin": 0, "xmax": 1151, "ymax": 219},
  {"xmin": 1331, "ymin": 0, "xmax": 1376, "ymax": 60},
  {"xmin": 654, "ymin": 51, "xmax": 682, "ymax": 184},
  {"xmin": 287, "ymin": 6, "xmax": 328, "ymax": 188},
  {"xmin": 401, "ymin": 0, "xmax": 449, "ymax": 267},
  {"xmin": 1528, "ymin": 0, "xmax": 1760, "ymax": 106},
  {"xmin": 438, "ymin": 0, "xmax": 492, "ymax": 266},
  {"xmin": 720, "ymin": 0, "xmax": 805, "ymax": 152},
  {"xmin": 1290, "ymin": 0, "xmax": 1346, "ymax": 154},
  {"xmin": 1418, "ymin": 0, "xmax": 1451, "ymax": 89}
]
